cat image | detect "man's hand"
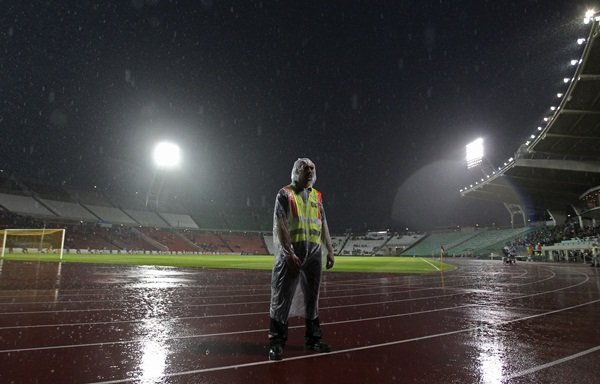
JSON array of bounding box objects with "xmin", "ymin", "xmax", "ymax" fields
[
  {"xmin": 287, "ymin": 253, "xmax": 302, "ymax": 273},
  {"xmin": 326, "ymin": 253, "xmax": 335, "ymax": 269}
]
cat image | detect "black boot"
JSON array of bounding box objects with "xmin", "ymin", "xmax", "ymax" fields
[
  {"xmin": 268, "ymin": 318, "xmax": 288, "ymax": 360},
  {"xmin": 304, "ymin": 317, "xmax": 331, "ymax": 353}
]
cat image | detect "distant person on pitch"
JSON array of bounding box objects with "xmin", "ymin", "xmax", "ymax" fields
[{"xmin": 268, "ymin": 157, "xmax": 335, "ymax": 361}]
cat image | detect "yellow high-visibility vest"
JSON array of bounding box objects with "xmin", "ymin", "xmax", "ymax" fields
[{"xmin": 283, "ymin": 185, "xmax": 322, "ymax": 244}]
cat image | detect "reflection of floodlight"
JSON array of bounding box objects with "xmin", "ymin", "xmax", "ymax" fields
[
  {"xmin": 146, "ymin": 141, "xmax": 182, "ymax": 209},
  {"xmin": 153, "ymin": 142, "xmax": 181, "ymax": 169},
  {"xmin": 466, "ymin": 138, "xmax": 484, "ymax": 169}
]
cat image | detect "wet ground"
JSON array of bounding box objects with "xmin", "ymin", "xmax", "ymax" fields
[{"xmin": 0, "ymin": 258, "xmax": 598, "ymax": 383}]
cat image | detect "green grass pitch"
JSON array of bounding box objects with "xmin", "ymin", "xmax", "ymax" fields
[{"xmin": 0, "ymin": 253, "xmax": 453, "ymax": 274}]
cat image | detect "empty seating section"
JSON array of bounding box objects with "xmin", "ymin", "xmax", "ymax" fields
[
  {"xmin": 122, "ymin": 209, "xmax": 168, "ymax": 227},
  {"xmin": 191, "ymin": 211, "xmax": 227, "ymax": 230},
  {"xmin": 402, "ymin": 231, "xmax": 474, "ymax": 256},
  {"xmin": 39, "ymin": 199, "xmax": 98, "ymax": 221},
  {"xmin": 0, "ymin": 193, "xmax": 56, "ymax": 217},
  {"xmin": 110, "ymin": 226, "xmax": 159, "ymax": 252},
  {"xmin": 340, "ymin": 235, "xmax": 388, "ymax": 255},
  {"xmin": 449, "ymin": 227, "xmax": 534, "ymax": 256},
  {"xmin": 220, "ymin": 232, "xmax": 268, "ymax": 254},
  {"xmin": 380, "ymin": 234, "xmax": 426, "ymax": 255},
  {"xmin": 84, "ymin": 204, "xmax": 138, "ymax": 225},
  {"xmin": 63, "ymin": 224, "xmax": 118, "ymax": 251},
  {"xmin": 66, "ymin": 187, "xmax": 111, "ymax": 206},
  {"xmin": 158, "ymin": 212, "xmax": 199, "ymax": 229},
  {"xmin": 140, "ymin": 228, "xmax": 198, "ymax": 252},
  {"xmin": 183, "ymin": 231, "xmax": 231, "ymax": 253},
  {"xmin": 108, "ymin": 193, "xmax": 147, "ymax": 211}
]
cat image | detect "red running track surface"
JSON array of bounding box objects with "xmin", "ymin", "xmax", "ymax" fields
[{"xmin": 0, "ymin": 259, "xmax": 599, "ymax": 383}]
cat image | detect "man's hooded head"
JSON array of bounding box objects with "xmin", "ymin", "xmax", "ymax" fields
[{"xmin": 290, "ymin": 158, "xmax": 316, "ymax": 188}]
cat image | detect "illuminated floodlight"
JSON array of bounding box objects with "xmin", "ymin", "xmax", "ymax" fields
[
  {"xmin": 577, "ymin": 38, "xmax": 586, "ymax": 45},
  {"xmin": 466, "ymin": 138, "xmax": 484, "ymax": 169},
  {"xmin": 550, "ymin": 106, "xmax": 556, "ymax": 111},
  {"xmin": 563, "ymin": 78, "xmax": 571, "ymax": 83},
  {"xmin": 537, "ymin": 126, "xmax": 543, "ymax": 131},
  {"xmin": 584, "ymin": 10, "xmax": 595, "ymax": 24},
  {"xmin": 570, "ymin": 59, "xmax": 578, "ymax": 66},
  {"xmin": 557, "ymin": 93, "xmax": 563, "ymax": 98},
  {"xmin": 530, "ymin": 134, "xmax": 536, "ymax": 139},
  {"xmin": 152, "ymin": 141, "xmax": 181, "ymax": 169}
]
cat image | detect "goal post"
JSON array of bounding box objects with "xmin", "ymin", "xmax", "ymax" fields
[{"xmin": 0, "ymin": 228, "xmax": 66, "ymax": 259}]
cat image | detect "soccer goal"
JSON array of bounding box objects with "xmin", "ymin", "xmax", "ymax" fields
[{"xmin": 0, "ymin": 228, "xmax": 66, "ymax": 259}]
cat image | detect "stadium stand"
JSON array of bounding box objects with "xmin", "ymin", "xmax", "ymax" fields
[
  {"xmin": 339, "ymin": 233, "xmax": 389, "ymax": 256},
  {"xmin": 448, "ymin": 227, "xmax": 534, "ymax": 258},
  {"xmin": 220, "ymin": 231, "xmax": 268, "ymax": 255},
  {"xmin": 122, "ymin": 209, "xmax": 169, "ymax": 228},
  {"xmin": 83, "ymin": 204, "xmax": 136, "ymax": 225},
  {"xmin": 180, "ymin": 230, "xmax": 231, "ymax": 253},
  {"xmin": 461, "ymin": 15, "xmax": 600, "ymax": 231},
  {"xmin": 66, "ymin": 187, "xmax": 112, "ymax": 206},
  {"xmin": 157, "ymin": 212, "xmax": 199, "ymax": 229},
  {"xmin": 381, "ymin": 233, "xmax": 426, "ymax": 255},
  {"xmin": 139, "ymin": 227, "xmax": 198, "ymax": 253},
  {"xmin": 39, "ymin": 199, "xmax": 98, "ymax": 222},
  {"xmin": 0, "ymin": 192, "xmax": 56, "ymax": 218},
  {"xmin": 402, "ymin": 230, "xmax": 476, "ymax": 257}
]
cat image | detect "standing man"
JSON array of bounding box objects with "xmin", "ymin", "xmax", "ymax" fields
[{"xmin": 268, "ymin": 158, "xmax": 335, "ymax": 361}]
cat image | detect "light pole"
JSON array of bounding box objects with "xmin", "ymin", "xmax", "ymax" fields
[{"xmin": 146, "ymin": 141, "xmax": 181, "ymax": 210}]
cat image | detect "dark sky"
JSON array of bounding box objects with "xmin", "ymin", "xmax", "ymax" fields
[{"xmin": 0, "ymin": 1, "xmax": 593, "ymax": 232}]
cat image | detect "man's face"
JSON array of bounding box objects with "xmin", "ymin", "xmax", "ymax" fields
[{"xmin": 297, "ymin": 160, "xmax": 315, "ymax": 188}]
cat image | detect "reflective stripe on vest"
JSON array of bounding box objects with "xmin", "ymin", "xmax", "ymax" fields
[{"xmin": 284, "ymin": 186, "xmax": 322, "ymax": 244}]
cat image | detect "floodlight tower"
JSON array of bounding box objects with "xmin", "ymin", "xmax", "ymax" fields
[
  {"xmin": 465, "ymin": 138, "xmax": 495, "ymax": 177},
  {"xmin": 146, "ymin": 141, "xmax": 181, "ymax": 210}
]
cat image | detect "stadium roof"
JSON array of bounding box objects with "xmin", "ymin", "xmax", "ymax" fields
[{"xmin": 461, "ymin": 12, "xmax": 600, "ymax": 218}]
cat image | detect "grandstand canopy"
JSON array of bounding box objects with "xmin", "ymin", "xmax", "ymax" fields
[{"xmin": 461, "ymin": 14, "xmax": 600, "ymax": 219}]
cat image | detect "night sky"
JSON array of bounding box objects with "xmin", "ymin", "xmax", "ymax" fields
[{"xmin": 0, "ymin": 1, "xmax": 594, "ymax": 232}]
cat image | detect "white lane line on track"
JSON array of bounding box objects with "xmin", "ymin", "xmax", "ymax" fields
[
  {"xmin": 506, "ymin": 344, "xmax": 600, "ymax": 379},
  {"xmin": 0, "ymin": 271, "xmax": 592, "ymax": 354},
  {"xmin": 0, "ymin": 285, "xmax": 457, "ymax": 316},
  {"xmin": 87, "ymin": 297, "xmax": 600, "ymax": 384},
  {"xmin": 419, "ymin": 257, "xmax": 440, "ymax": 271},
  {"xmin": 0, "ymin": 273, "xmax": 474, "ymax": 304},
  {"xmin": 0, "ymin": 266, "xmax": 564, "ymax": 332},
  {"xmin": 0, "ymin": 281, "xmax": 455, "ymax": 307},
  {"xmin": 0, "ymin": 289, "xmax": 470, "ymax": 330},
  {"xmin": 0, "ymin": 273, "xmax": 459, "ymax": 299},
  {"xmin": 0, "ymin": 273, "xmax": 499, "ymax": 315}
]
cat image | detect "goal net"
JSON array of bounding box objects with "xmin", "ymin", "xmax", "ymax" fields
[{"xmin": 0, "ymin": 228, "xmax": 66, "ymax": 259}]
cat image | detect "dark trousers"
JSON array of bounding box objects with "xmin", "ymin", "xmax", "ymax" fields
[{"xmin": 269, "ymin": 317, "xmax": 322, "ymax": 346}]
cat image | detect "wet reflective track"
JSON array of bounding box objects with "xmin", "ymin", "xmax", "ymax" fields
[{"xmin": 0, "ymin": 259, "xmax": 599, "ymax": 383}]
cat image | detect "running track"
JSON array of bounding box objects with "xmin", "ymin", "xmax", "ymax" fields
[{"xmin": 0, "ymin": 259, "xmax": 599, "ymax": 383}]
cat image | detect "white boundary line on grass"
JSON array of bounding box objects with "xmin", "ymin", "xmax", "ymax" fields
[{"xmin": 420, "ymin": 257, "xmax": 440, "ymax": 271}]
